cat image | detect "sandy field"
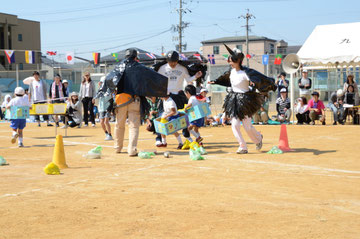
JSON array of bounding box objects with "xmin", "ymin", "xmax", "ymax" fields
[{"xmin": 0, "ymin": 121, "xmax": 359, "ymax": 239}]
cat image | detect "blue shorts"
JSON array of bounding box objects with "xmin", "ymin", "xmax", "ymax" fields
[
  {"xmin": 168, "ymin": 114, "xmax": 180, "ymax": 121},
  {"xmin": 190, "ymin": 118, "xmax": 205, "ymax": 127},
  {"xmin": 10, "ymin": 119, "xmax": 26, "ymax": 130}
]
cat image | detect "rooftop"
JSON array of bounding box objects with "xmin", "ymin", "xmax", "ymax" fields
[{"xmin": 201, "ymin": 35, "xmax": 277, "ymax": 44}]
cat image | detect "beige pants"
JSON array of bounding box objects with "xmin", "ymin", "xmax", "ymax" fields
[
  {"xmin": 114, "ymin": 100, "xmax": 141, "ymax": 155},
  {"xmin": 253, "ymin": 111, "xmax": 269, "ymax": 124}
]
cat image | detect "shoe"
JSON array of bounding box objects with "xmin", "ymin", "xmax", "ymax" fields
[
  {"xmin": 84, "ymin": 124, "xmax": 89, "ymax": 127},
  {"xmin": 155, "ymin": 141, "xmax": 162, "ymax": 147},
  {"xmin": 92, "ymin": 124, "xmax": 96, "ymax": 127},
  {"xmin": 11, "ymin": 133, "xmax": 19, "ymax": 144},
  {"xmin": 18, "ymin": 143, "xmax": 24, "ymax": 148},
  {"xmin": 322, "ymin": 121, "xmax": 326, "ymax": 125},
  {"xmin": 37, "ymin": 123, "xmax": 41, "ymax": 127},
  {"xmin": 61, "ymin": 125, "xmax": 68, "ymax": 129},
  {"xmin": 129, "ymin": 153, "xmax": 138, "ymax": 157},
  {"xmin": 333, "ymin": 121, "xmax": 337, "ymax": 125},
  {"xmin": 157, "ymin": 143, "xmax": 167, "ymax": 147},
  {"xmin": 256, "ymin": 134, "xmax": 263, "ymax": 151},
  {"xmin": 310, "ymin": 121, "xmax": 315, "ymax": 125},
  {"xmin": 105, "ymin": 135, "xmax": 113, "ymax": 141},
  {"xmin": 177, "ymin": 143, "xmax": 183, "ymax": 150},
  {"xmin": 236, "ymin": 148, "xmax": 248, "ymax": 154},
  {"xmin": 181, "ymin": 139, "xmax": 191, "ymax": 150},
  {"xmin": 47, "ymin": 123, "xmax": 53, "ymax": 127},
  {"xmin": 195, "ymin": 136, "xmax": 203, "ymax": 143}
]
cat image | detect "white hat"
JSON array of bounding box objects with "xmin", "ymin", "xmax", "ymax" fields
[
  {"xmin": 280, "ymin": 88, "xmax": 287, "ymax": 93},
  {"xmin": 62, "ymin": 79, "xmax": 68, "ymax": 84},
  {"xmin": 69, "ymin": 92, "xmax": 78, "ymax": 97},
  {"xmin": 302, "ymin": 69, "xmax": 308, "ymax": 73},
  {"xmin": 200, "ymin": 88, "xmax": 208, "ymax": 93},
  {"xmin": 14, "ymin": 87, "xmax": 25, "ymax": 95},
  {"xmin": 336, "ymin": 89, "xmax": 344, "ymax": 97}
]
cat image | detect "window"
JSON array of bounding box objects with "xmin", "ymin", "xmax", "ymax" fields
[
  {"xmin": 269, "ymin": 43, "xmax": 274, "ymax": 54},
  {"xmin": 19, "ymin": 63, "xmax": 23, "ymax": 70},
  {"xmin": 213, "ymin": 45, "xmax": 219, "ymax": 55},
  {"xmin": 18, "ymin": 34, "xmax": 22, "ymax": 42},
  {"xmin": 236, "ymin": 45, "xmax": 242, "ymax": 51}
]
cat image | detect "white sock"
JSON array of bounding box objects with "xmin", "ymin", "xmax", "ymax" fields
[
  {"xmin": 162, "ymin": 138, "xmax": 167, "ymax": 144},
  {"xmin": 186, "ymin": 137, "xmax": 193, "ymax": 143},
  {"xmin": 19, "ymin": 137, "xmax": 23, "ymax": 143},
  {"xmin": 176, "ymin": 135, "xmax": 183, "ymax": 144},
  {"xmin": 190, "ymin": 130, "xmax": 199, "ymax": 138},
  {"xmin": 12, "ymin": 131, "xmax": 17, "ymax": 136}
]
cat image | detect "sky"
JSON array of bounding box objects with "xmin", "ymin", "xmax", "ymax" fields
[{"xmin": 3, "ymin": 0, "xmax": 360, "ymax": 62}]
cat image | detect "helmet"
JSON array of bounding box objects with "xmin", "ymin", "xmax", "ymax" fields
[
  {"xmin": 125, "ymin": 48, "xmax": 138, "ymax": 59},
  {"xmin": 166, "ymin": 51, "xmax": 179, "ymax": 62},
  {"xmin": 336, "ymin": 89, "xmax": 344, "ymax": 97},
  {"xmin": 14, "ymin": 87, "xmax": 25, "ymax": 96}
]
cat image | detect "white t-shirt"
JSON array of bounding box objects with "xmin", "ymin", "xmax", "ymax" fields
[
  {"xmin": 296, "ymin": 104, "xmax": 308, "ymax": 114},
  {"xmin": 162, "ymin": 97, "xmax": 178, "ymax": 117},
  {"xmin": 188, "ymin": 95, "xmax": 200, "ymax": 107},
  {"xmin": 7, "ymin": 96, "xmax": 31, "ymax": 107},
  {"xmin": 230, "ymin": 69, "xmax": 250, "ymax": 93},
  {"xmin": 158, "ymin": 63, "xmax": 196, "ymax": 95},
  {"xmin": 32, "ymin": 80, "xmax": 45, "ymax": 102}
]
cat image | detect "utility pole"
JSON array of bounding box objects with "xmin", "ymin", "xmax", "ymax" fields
[
  {"xmin": 239, "ymin": 9, "xmax": 255, "ymax": 67},
  {"xmin": 175, "ymin": 0, "xmax": 190, "ymax": 53}
]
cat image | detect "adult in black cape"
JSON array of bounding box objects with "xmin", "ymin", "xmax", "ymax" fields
[
  {"xmin": 98, "ymin": 48, "xmax": 168, "ymax": 156},
  {"xmin": 209, "ymin": 44, "xmax": 276, "ymax": 154},
  {"xmin": 153, "ymin": 51, "xmax": 204, "ymax": 145}
]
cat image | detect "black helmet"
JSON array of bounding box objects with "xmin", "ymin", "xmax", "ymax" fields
[
  {"xmin": 125, "ymin": 48, "xmax": 138, "ymax": 59},
  {"xmin": 166, "ymin": 51, "xmax": 179, "ymax": 62}
]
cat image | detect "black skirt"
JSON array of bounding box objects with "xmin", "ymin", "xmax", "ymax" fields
[{"xmin": 223, "ymin": 91, "xmax": 263, "ymax": 120}]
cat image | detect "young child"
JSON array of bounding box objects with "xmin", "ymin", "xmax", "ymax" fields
[
  {"xmin": 184, "ymin": 85, "xmax": 204, "ymax": 143},
  {"xmin": 145, "ymin": 97, "xmax": 163, "ymax": 147},
  {"xmin": 97, "ymin": 78, "xmax": 113, "ymax": 140},
  {"xmin": 6, "ymin": 87, "xmax": 31, "ymax": 147},
  {"xmin": 159, "ymin": 95, "xmax": 183, "ymax": 149}
]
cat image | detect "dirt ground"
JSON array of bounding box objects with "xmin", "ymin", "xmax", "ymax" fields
[{"xmin": 0, "ymin": 120, "xmax": 359, "ymax": 239}]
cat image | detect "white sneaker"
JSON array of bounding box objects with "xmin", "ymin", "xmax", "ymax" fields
[
  {"xmin": 105, "ymin": 135, "xmax": 113, "ymax": 141},
  {"xmin": 61, "ymin": 125, "xmax": 68, "ymax": 129},
  {"xmin": 236, "ymin": 147, "xmax": 248, "ymax": 154},
  {"xmin": 11, "ymin": 133, "xmax": 19, "ymax": 144},
  {"xmin": 155, "ymin": 141, "xmax": 162, "ymax": 146},
  {"xmin": 18, "ymin": 142, "xmax": 24, "ymax": 148},
  {"xmin": 92, "ymin": 124, "xmax": 96, "ymax": 127}
]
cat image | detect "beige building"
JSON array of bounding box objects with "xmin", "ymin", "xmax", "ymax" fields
[
  {"xmin": 201, "ymin": 36, "xmax": 288, "ymax": 77},
  {"xmin": 0, "ymin": 12, "xmax": 41, "ymax": 71}
]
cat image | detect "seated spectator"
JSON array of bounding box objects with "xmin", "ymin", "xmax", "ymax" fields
[
  {"xmin": 343, "ymin": 75, "xmax": 359, "ymax": 98},
  {"xmin": 343, "ymin": 85, "xmax": 359, "ymax": 123},
  {"xmin": 276, "ymin": 88, "xmax": 291, "ymax": 123},
  {"xmin": 63, "ymin": 92, "xmax": 83, "ymax": 128},
  {"xmin": 253, "ymin": 93, "xmax": 269, "ymax": 124},
  {"xmin": 307, "ymin": 91, "xmax": 326, "ymax": 125},
  {"xmin": 328, "ymin": 89, "xmax": 345, "ymax": 125},
  {"xmin": 1, "ymin": 94, "xmax": 12, "ymax": 120},
  {"xmin": 295, "ymin": 96, "xmax": 310, "ymax": 124},
  {"xmin": 197, "ymin": 88, "xmax": 211, "ymax": 104}
]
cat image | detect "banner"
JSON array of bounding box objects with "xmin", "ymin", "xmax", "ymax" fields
[
  {"xmin": 4, "ymin": 50, "xmax": 15, "ymax": 63},
  {"xmin": 222, "ymin": 54, "xmax": 229, "ymax": 60},
  {"xmin": 93, "ymin": 52, "xmax": 100, "ymax": 65},
  {"xmin": 66, "ymin": 52, "xmax": 74, "ymax": 64},
  {"xmin": 112, "ymin": 53, "xmax": 120, "ymax": 62},
  {"xmin": 145, "ymin": 53, "xmax": 156, "ymax": 59},
  {"xmin": 193, "ymin": 53, "xmax": 202, "ymax": 62},
  {"xmin": 262, "ymin": 54, "xmax": 269, "ymax": 65},
  {"xmin": 246, "ymin": 54, "xmax": 252, "ymax": 59},
  {"xmin": 274, "ymin": 54, "xmax": 282, "ymax": 65},
  {"xmin": 207, "ymin": 54, "xmax": 215, "ymax": 64},
  {"xmin": 46, "ymin": 51, "xmax": 57, "ymax": 56},
  {"xmin": 25, "ymin": 50, "xmax": 35, "ymax": 64}
]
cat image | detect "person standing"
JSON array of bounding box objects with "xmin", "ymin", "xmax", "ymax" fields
[
  {"xmin": 79, "ymin": 72, "xmax": 96, "ymax": 127},
  {"xmin": 28, "ymin": 71, "xmax": 53, "ymax": 127},
  {"xmin": 62, "ymin": 79, "xmax": 70, "ymax": 97},
  {"xmin": 275, "ymin": 72, "xmax": 289, "ymax": 97},
  {"xmin": 298, "ymin": 70, "xmax": 312, "ymax": 100},
  {"xmin": 96, "ymin": 77, "xmax": 113, "ymax": 141},
  {"xmin": 343, "ymin": 75, "xmax": 359, "ymax": 97},
  {"xmin": 49, "ymin": 75, "xmax": 67, "ymax": 127}
]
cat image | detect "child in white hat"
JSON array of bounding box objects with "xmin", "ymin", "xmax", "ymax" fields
[{"xmin": 6, "ymin": 87, "xmax": 31, "ymax": 147}]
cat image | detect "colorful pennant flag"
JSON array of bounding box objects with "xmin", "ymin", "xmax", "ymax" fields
[
  {"xmin": 246, "ymin": 54, "xmax": 252, "ymax": 59},
  {"xmin": 274, "ymin": 54, "xmax": 282, "ymax": 65},
  {"xmin": 112, "ymin": 53, "xmax": 120, "ymax": 62},
  {"xmin": 262, "ymin": 54, "xmax": 269, "ymax": 65},
  {"xmin": 193, "ymin": 53, "xmax": 202, "ymax": 62},
  {"xmin": 180, "ymin": 53, "xmax": 188, "ymax": 61},
  {"xmin": 4, "ymin": 50, "xmax": 15, "ymax": 63},
  {"xmin": 25, "ymin": 50, "xmax": 35, "ymax": 64},
  {"xmin": 222, "ymin": 54, "xmax": 229, "ymax": 60},
  {"xmin": 66, "ymin": 52, "xmax": 74, "ymax": 64},
  {"xmin": 207, "ymin": 54, "xmax": 215, "ymax": 64},
  {"xmin": 145, "ymin": 53, "xmax": 156, "ymax": 59},
  {"xmin": 93, "ymin": 52, "xmax": 100, "ymax": 65},
  {"xmin": 46, "ymin": 51, "xmax": 57, "ymax": 56}
]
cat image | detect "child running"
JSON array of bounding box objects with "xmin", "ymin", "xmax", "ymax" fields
[
  {"xmin": 96, "ymin": 77, "xmax": 113, "ymax": 141},
  {"xmin": 159, "ymin": 95, "xmax": 183, "ymax": 149},
  {"xmin": 6, "ymin": 87, "xmax": 31, "ymax": 147},
  {"xmin": 184, "ymin": 85, "xmax": 204, "ymax": 143}
]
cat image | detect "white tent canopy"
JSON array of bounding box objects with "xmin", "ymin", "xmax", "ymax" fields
[{"xmin": 298, "ymin": 22, "xmax": 360, "ymax": 66}]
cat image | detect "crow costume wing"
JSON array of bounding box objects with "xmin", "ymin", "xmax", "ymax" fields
[{"xmin": 153, "ymin": 60, "xmax": 207, "ymax": 82}]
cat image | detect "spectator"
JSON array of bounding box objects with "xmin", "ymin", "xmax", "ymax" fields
[
  {"xmin": 79, "ymin": 72, "xmax": 96, "ymax": 127},
  {"xmin": 295, "ymin": 96, "xmax": 310, "ymax": 124},
  {"xmin": 307, "ymin": 91, "xmax": 326, "ymax": 125},
  {"xmin": 62, "ymin": 80, "xmax": 70, "ymax": 97},
  {"xmin": 343, "ymin": 75, "xmax": 359, "ymax": 97},
  {"xmin": 197, "ymin": 88, "xmax": 211, "ymax": 104},
  {"xmin": 328, "ymin": 89, "xmax": 345, "ymax": 125},
  {"xmin": 49, "ymin": 75, "xmax": 67, "ymax": 127},
  {"xmin": 253, "ymin": 93, "xmax": 269, "ymax": 124},
  {"xmin": 1, "ymin": 94, "xmax": 12, "ymax": 120},
  {"xmin": 275, "ymin": 72, "xmax": 289, "ymax": 97},
  {"xmin": 343, "ymin": 85, "xmax": 359, "ymax": 123},
  {"xmin": 276, "ymin": 88, "xmax": 291, "ymax": 123},
  {"xmin": 28, "ymin": 71, "xmax": 53, "ymax": 127},
  {"xmin": 298, "ymin": 70, "xmax": 312, "ymax": 100},
  {"xmin": 64, "ymin": 92, "xmax": 83, "ymax": 128}
]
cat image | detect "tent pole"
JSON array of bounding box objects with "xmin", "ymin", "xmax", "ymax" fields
[{"xmin": 290, "ymin": 73, "xmax": 295, "ymax": 124}]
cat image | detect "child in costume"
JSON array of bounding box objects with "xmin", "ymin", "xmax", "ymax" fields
[
  {"xmin": 6, "ymin": 87, "xmax": 31, "ymax": 147},
  {"xmin": 159, "ymin": 95, "xmax": 183, "ymax": 149},
  {"xmin": 210, "ymin": 44, "xmax": 276, "ymax": 154},
  {"xmin": 184, "ymin": 85, "xmax": 204, "ymax": 143}
]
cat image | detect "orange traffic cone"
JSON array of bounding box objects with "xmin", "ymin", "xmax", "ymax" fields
[
  {"xmin": 52, "ymin": 135, "xmax": 68, "ymax": 169},
  {"xmin": 278, "ymin": 124, "xmax": 292, "ymax": 152}
]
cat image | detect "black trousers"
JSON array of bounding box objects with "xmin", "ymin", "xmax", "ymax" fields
[
  {"xmin": 170, "ymin": 91, "xmax": 190, "ymax": 138},
  {"xmin": 296, "ymin": 112, "xmax": 310, "ymax": 124},
  {"xmin": 34, "ymin": 102, "xmax": 49, "ymax": 121},
  {"xmin": 82, "ymin": 97, "xmax": 95, "ymax": 125}
]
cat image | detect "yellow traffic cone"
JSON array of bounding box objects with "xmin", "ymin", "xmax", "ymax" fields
[{"xmin": 52, "ymin": 135, "xmax": 68, "ymax": 169}]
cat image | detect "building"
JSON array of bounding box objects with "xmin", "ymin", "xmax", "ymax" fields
[{"xmin": 0, "ymin": 12, "xmax": 41, "ymax": 71}]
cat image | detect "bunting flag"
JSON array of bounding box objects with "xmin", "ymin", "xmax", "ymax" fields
[
  {"xmin": 46, "ymin": 51, "xmax": 57, "ymax": 56},
  {"xmin": 193, "ymin": 53, "xmax": 202, "ymax": 62},
  {"xmin": 66, "ymin": 52, "xmax": 74, "ymax": 64},
  {"xmin": 93, "ymin": 52, "xmax": 100, "ymax": 65},
  {"xmin": 161, "ymin": 52, "xmax": 166, "ymax": 56},
  {"xmin": 274, "ymin": 54, "xmax": 282, "ymax": 65},
  {"xmin": 145, "ymin": 53, "xmax": 156, "ymax": 59},
  {"xmin": 246, "ymin": 54, "xmax": 252, "ymax": 59},
  {"xmin": 112, "ymin": 53, "xmax": 120, "ymax": 62},
  {"xmin": 222, "ymin": 54, "xmax": 229, "ymax": 60},
  {"xmin": 207, "ymin": 54, "xmax": 215, "ymax": 64},
  {"xmin": 4, "ymin": 50, "xmax": 15, "ymax": 64},
  {"xmin": 262, "ymin": 54, "xmax": 269, "ymax": 65},
  {"xmin": 25, "ymin": 50, "xmax": 35, "ymax": 64},
  {"xmin": 180, "ymin": 53, "xmax": 188, "ymax": 60}
]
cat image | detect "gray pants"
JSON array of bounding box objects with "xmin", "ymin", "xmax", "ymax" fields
[
  {"xmin": 253, "ymin": 111, "xmax": 269, "ymax": 124},
  {"xmin": 277, "ymin": 109, "xmax": 291, "ymax": 122},
  {"xmin": 328, "ymin": 103, "xmax": 344, "ymax": 122}
]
